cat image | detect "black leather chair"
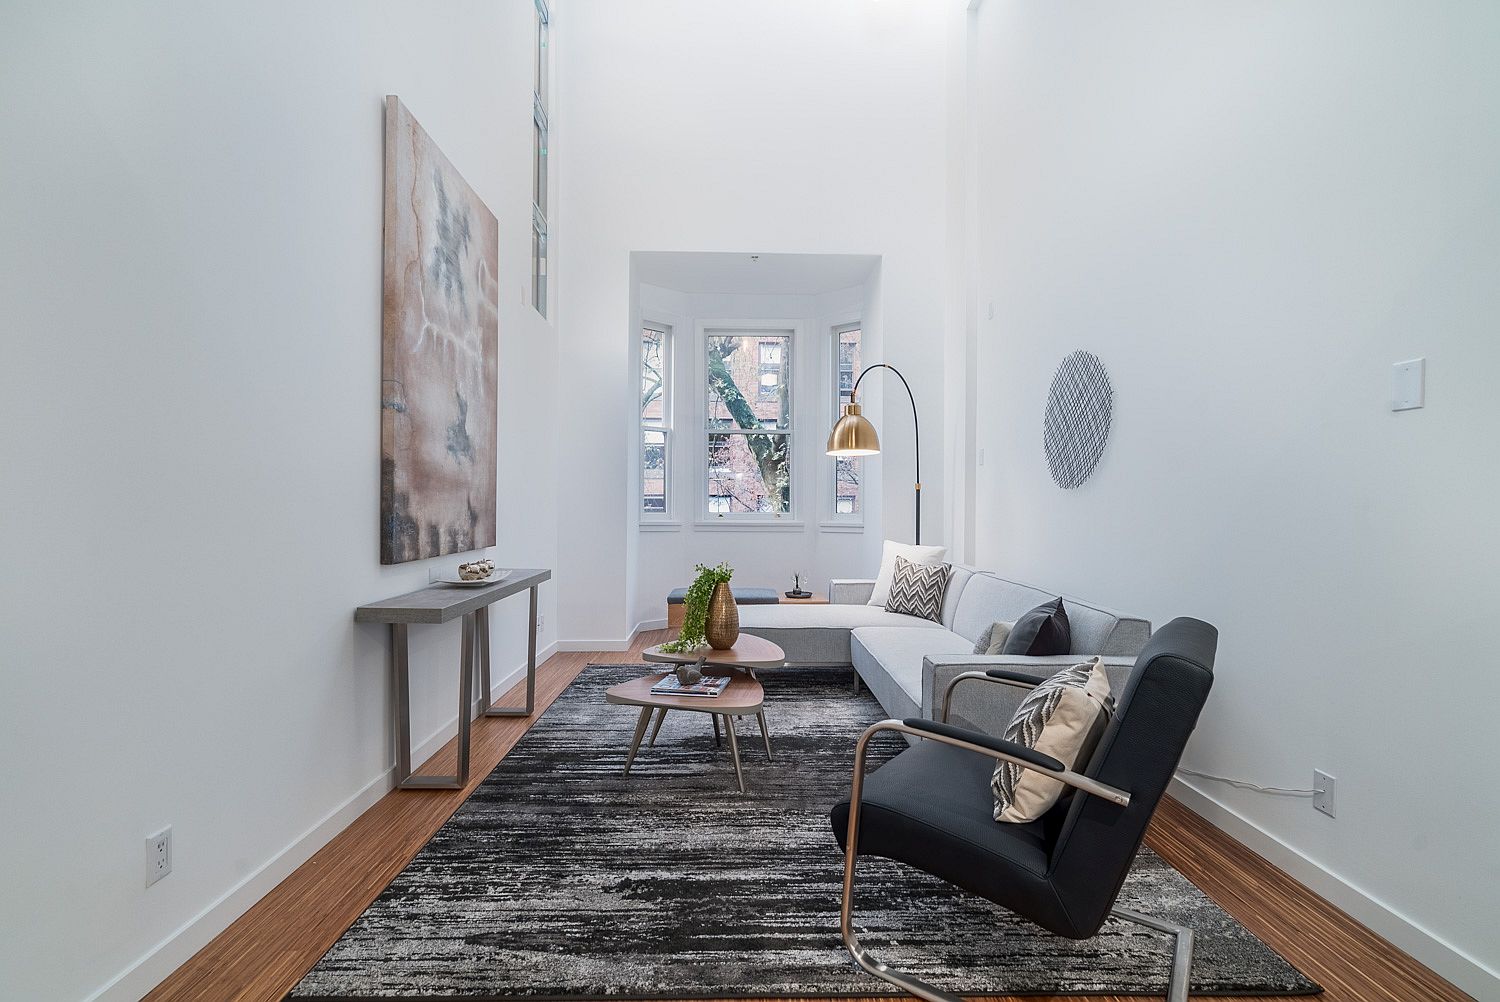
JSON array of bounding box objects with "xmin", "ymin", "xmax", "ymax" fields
[{"xmin": 831, "ymin": 617, "xmax": 1217, "ymax": 1002}]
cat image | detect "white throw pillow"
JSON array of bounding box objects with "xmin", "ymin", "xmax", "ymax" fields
[{"xmin": 867, "ymin": 540, "xmax": 948, "ymax": 607}]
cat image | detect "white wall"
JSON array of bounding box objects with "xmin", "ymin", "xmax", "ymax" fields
[
  {"xmin": 0, "ymin": 2, "xmax": 557, "ymax": 999},
  {"xmin": 967, "ymin": 1, "xmax": 1500, "ymax": 994},
  {"xmin": 630, "ymin": 281, "xmax": 881, "ymax": 629},
  {"xmin": 554, "ymin": 0, "xmax": 951, "ymax": 645}
]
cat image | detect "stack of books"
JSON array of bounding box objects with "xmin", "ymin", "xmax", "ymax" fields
[{"xmin": 650, "ymin": 674, "xmax": 732, "ymax": 698}]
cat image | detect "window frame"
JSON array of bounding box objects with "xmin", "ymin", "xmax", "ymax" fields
[
  {"xmin": 639, "ymin": 321, "xmax": 674, "ymax": 525},
  {"xmin": 823, "ymin": 317, "xmax": 866, "ymax": 530},
  {"xmin": 530, "ymin": 0, "xmax": 550, "ymax": 319},
  {"xmin": 693, "ymin": 319, "xmax": 806, "ymax": 530}
]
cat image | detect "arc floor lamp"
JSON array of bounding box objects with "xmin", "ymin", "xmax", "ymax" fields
[{"xmin": 826, "ymin": 363, "xmax": 921, "ymax": 544}]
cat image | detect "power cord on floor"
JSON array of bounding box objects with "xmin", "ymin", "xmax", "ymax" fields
[{"xmin": 1176, "ymin": 767, "xmax": 1315, "ymax": 797}]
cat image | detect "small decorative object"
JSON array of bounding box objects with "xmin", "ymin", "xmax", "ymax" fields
[
  {"xmin": 1044, "ymin": 350, "xmax": 1112, "ymax": 489},
  {"xmin": 458, "ymin": 559, "xmax": 496, "ymax": 581},
  {"xmin": 786, "ymin": 573, "xmax": 812, "ymax": 600},
  {"xmin": 659, "ymin": 562, "xmax": 734, "ymax": 654},
  {"xmin": 673, "ymin": 663, "xmax": 704, "ymax": 686},
  {"xmin": 705, "ymin": 580, "xmax": 739, "ymax": 650}
]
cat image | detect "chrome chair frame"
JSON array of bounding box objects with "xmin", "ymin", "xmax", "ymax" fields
[{"xmin": 838, "ymin": 671, "xmax": 1194, "ymax": 1002}]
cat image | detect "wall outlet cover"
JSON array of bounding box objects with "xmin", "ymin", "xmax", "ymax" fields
[
  {"xmin": 1313, "ymin": 770, "xmax": 1336, "ymax": 819},
  {"xmin": 1391, "ymin": 358, "xmax": 1425, "ymax": 411},
  {"xmin": 146, "ymin": 827, "xmax": 172, "ymax": 886}
]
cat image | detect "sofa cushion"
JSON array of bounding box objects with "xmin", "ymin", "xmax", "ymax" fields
[
  {"xmin": 940, "ymin": 564, "xmax": 978, "ymax": 629},
  {"xmin": 739, "ymin": 604, "xmax": 943, "ymax": 666},
  {"xmin": 850, "ymin": 626, "xmax": 974, "ymax": 707},
  {"xmin": 950, "ymin": 574, "xmax": 1056, "ymax": 644}
]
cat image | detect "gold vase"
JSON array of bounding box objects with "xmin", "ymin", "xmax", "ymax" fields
[{"xmin": 705, "ymin": 581, "xmax": 739, "ymax": 650}]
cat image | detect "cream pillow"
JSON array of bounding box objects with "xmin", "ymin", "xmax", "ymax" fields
[
  {"xmin": 991, "ymin": 657, "xmax": 1114, "ymax": 823},
  {"xmin": 867, "ymin": 540, "xmax": 948, "ymax": 607}
]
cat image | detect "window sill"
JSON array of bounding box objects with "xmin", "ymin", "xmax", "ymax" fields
[
  {"xmin": 692, "ymin": 520, "xmax": 807, "ymax": 533},
  {"xmin": 818, "ymin": 521, "xmax": 865, "ymax": 533},
  {"xmin": 639, "ymin": 521, "xmax": 682, "ymax": 532}
]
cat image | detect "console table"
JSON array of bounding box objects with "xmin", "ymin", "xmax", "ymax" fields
[{"xmin": 356, "ymin": 568, "xmax": 551, "ymax": 790}]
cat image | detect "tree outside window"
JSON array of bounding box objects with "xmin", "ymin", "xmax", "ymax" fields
[{"xmin": 705, "ymin": 332, "xmax": 791, "ymax": 515}]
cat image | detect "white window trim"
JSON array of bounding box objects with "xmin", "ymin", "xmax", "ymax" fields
[
  {"xmin": 821, "ymin": 314, "xmax": 866, "ymax": 530},
  {"xmin": 639, "ymin": 319, "xmax": 678, "ymax": 526},
  {"xmin": 693, "ymin": 319, "xmax": 808, "ymax": 526}
]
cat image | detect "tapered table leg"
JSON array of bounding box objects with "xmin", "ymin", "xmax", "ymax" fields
[
  {"xmin": 648, "ymin": 707, "xmax": 668, "ymax": 747},
  {"xmin": 725, "ymin": 714, "xmax": 746, "ymax": 794},
  {"xmin": 756, "ymin": 710, "xmax": 773, "ymax": 761},
  {"xmin": 711, "ymin": 713, "xmax": 721, "ymax": 746},
  {"xmin": 623, "ymin": 706, "xmax": 653, "ymax": 776}
]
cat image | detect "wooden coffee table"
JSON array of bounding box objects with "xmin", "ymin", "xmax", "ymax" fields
[
  {"xmin": 642, "ymin": 634, "xmax": 786, "ymax": 678},
  {"xmin": 610, "ymin": 637, "xmax": 787, "ymax": 794},
  {"xmin": 605, "ymin": 672, "xmax": 769, "ymax": 793}
]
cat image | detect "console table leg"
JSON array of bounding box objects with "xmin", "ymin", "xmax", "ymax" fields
[
  {"xmin": 455, "ymin": 614, "xmax": 474, "ymax": 787},
  {"xmin": 393, "ymin": 623, "xmax": 412, "ymax": 785},
  {"xmin": 480, "ymin": 585, "xmax": 538, "ymax": 718},
  {"xmin": 475, "ymin": 605, "xmax": 492, "ymax": 712},
  {"xmin": 393, "ymin": 620, "xmax": 466, "ymax": 791}
]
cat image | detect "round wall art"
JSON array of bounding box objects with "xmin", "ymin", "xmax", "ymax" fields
[{"xmin": 1043, "ymin": 350, "xmax": 1112, "ymax": 489}]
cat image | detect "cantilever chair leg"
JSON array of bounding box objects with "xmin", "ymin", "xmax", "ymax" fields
[{"xmin": 1112, "ymin": 906, "xmax": 1194, "ymax": 1002}]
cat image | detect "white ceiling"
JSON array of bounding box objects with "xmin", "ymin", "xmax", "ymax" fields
[{"xmin": 632, "ymin": 251, "xmax": 880, "ymax": 296}]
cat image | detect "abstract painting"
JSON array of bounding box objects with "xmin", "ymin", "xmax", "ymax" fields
[{"xmin": 381, "ymin": 96, "xmax": 498, "ymax": 564}]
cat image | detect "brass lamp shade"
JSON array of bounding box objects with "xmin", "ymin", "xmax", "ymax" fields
[{"xmin": 827, "ymin": 402, "xmax": 881, "ymax": 457}]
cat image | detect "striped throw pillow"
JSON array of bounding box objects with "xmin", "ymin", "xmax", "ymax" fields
[{"xmin": 992, "ymin": 657, "xmax": 1114, "ymax": 823}]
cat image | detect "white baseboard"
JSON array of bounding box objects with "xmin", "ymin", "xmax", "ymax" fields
[
  {"xmin": 555, "ymin": 638, "xmax": 631, "ymax": 651},
  {"xmin": 557, "ymin": 620, "xmax": 665, "ymax": 652},
  {"xmin": 89, "ymin": 657, "xmax": 541, "ymax": 1002},
  {"xmin": 1171, "ymin": 778, "xmax": 1496, "ymax": 1000}
]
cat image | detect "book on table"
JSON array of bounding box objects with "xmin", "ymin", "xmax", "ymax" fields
[{"xmin": 650, "ymin": 674, "xmax": 732, "ymax": 697}]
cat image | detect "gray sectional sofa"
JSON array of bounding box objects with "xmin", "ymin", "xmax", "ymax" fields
[{"xmin": 738, "ymin": 565, "xmax": 1151, "ymax": 734}]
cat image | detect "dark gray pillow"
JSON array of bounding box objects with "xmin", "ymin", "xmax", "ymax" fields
[
  {"xmin": 884, "ymin": 556, "xmax": 951, "ymax": 623},
  {"xmin": 1001, "ymin": 597, "xmax": 1071, "ymax": 656}
]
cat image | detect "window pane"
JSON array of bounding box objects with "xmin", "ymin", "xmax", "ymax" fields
[
  {"xmin": 707, "ymin": 333, "xmax": 790, "ymax": 431},
  {"xmin": 836, "ymin": 327, "xmax": 861, "ymax": 517},
  {"xmin": 643, "ymin": 430, "xmax": 666, "ymax": 513},
  {"xmin": 641, "ymin": 328, "xmax": 665, "ymax": 424},
  {"xmin": 533, "ymin": 120, "xmax": 548, "ymax": 218},
  {"xmin": 535, "ymin": 4, "xmax": 548, "ymax": 106},
  {"xmin": 706, "ymin": 433, "xmax": 791, "ymax": 514},
  {"xmin": 532, "ymin": 224, "xmax": 547, "ymax": 318}
]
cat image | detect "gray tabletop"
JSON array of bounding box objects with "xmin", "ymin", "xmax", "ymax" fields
[{"xmin": 355, "ymin": 568, "xmax": 551, "ymax": 624}]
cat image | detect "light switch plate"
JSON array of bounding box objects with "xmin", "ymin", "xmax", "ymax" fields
[{"xmin": 1391, "ymin": 358, "xmax": 1425, "ymax": 411}]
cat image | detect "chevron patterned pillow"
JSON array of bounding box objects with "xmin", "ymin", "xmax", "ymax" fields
[
  {"xmin": 883, "ymin": 556, "xmax": 951, "ymax": 622},
  {"xmin": 992, "ymin": 657, "xmax": 1114, "ymax": 823}
]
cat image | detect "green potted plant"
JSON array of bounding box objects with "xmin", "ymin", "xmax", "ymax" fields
[{"xmin": 659, "ymin": 562, "xmax": 734, "ymax": 653}]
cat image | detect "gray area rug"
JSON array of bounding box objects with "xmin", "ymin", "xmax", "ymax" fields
[{"xmin": 291, "ymin": 665, "xmax": 1319, "ymax": 998}]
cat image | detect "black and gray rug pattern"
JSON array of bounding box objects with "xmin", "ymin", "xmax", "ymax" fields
[{"xmin": 291, "ymin": 666, "xmax": 1318, "ymax": 998}]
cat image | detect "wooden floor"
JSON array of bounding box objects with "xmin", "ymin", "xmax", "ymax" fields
[{"xmin": 146, "ymin": 631, "xmax": 1467, "ymax": 1002}]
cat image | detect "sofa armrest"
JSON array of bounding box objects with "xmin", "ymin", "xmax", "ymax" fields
[
  {"xmin": 921, "ymin": 654, "xmax": 1135, "ymax": 734},
  {"xmin": 829, "ymin": 579, "xmax": 876, "ymax": 605}
]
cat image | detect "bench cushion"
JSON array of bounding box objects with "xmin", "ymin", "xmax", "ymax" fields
[{"xmin": 666, "ymin": 586, "xmax": 779, "ymax": 605}]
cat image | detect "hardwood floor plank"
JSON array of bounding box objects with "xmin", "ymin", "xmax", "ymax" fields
[{"xmin": 145, "ymin": 632, "xmax": 1466, "ymax": 1002}]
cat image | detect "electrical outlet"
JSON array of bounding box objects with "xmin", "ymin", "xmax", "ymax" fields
[
  {"xmin": 146, "ymin": 827, "xmax": 172, "ymax": 886},
  {"xmin": 1313, "ymin": 771, "xmax": 1336, "ymax": 819},
  {"xmin": 537, "ymin": 612, "xmax": 546, "ymax": 633}
]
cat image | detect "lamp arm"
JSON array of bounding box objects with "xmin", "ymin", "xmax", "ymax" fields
[{"xmin": 850, "ymin": 362, "xmax": 920, "ymax": 543}]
